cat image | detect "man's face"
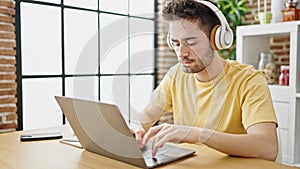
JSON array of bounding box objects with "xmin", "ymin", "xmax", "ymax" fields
[{"xmin": 169, "ymin": 19, "xmax": 214, "ymax": 73}]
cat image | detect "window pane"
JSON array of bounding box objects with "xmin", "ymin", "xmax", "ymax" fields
[
  {"xmin": 130, "ymin": 18, "xmax": 154, "ymax": 73},
  {"xmin": 64, "ymin": 0, "xmax": 97, "ymax": 10},
  {"xmin": 130, "ymin": 75, "xmax": 154, "ymax": 116},
  {"xmin": 129, "ymin": 0, "xmax": 154, "ymax": 18},
  {"xmin": 21, "ymin": 3, "xmax": 61, "ymax": 75},
  {"xmin": 100, "ymin": 14, "xmax": 129, "ymax": 74},
  {"xmin": 31, "ymin": 0, "xmax": 60, "ymax": 4},
  {"xmin": 22, "ymin": 78, "xmax": 62, "ymax": 130},
  {"xmin": 100, "ymin": 76, "xmax": 129, "ymax": 121},
  {"xmin": 100, "ymin": 0, "xmax": 128, "ymax": 14},
  {"xmin": 65, "ymin": 76, "xmax": 98, "ymax": 100},
  {"xmin": 64, "ymin": 9, "xmax": 98, "ymax": 75}
]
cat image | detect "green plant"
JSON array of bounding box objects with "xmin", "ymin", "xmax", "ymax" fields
[{"xmin": 212, "ymin": 0, "xmax": 250, "ymax": 60}]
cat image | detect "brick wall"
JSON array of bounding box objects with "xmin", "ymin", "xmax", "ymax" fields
[
  {"xmin": 244, "ymin": 0, "xmax": 290, "ymax": 69},
  {"xmin": 0, "ymin": 0, "xmax": 17, "ymax": 132},
  {"xmin": 156, "ymin": 0, "xmax": 290, "ymax": 124},
  {"xmin": 156, "ymin": 0, "xmax": 177, "ymax": 85}
]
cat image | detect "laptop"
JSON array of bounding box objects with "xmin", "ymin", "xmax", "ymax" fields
[{"xmin": 55, "ymin": 96, "xmax": 195, "ymax": 168}]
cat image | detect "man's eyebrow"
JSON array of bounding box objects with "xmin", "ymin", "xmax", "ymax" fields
[{"xmin": 170, "ymin": 37, "xmax": 199, "ymax": 42}]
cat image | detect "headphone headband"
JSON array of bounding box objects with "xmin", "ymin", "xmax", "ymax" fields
[
  {"xmin": 167, "ymin": 0, "xmax": 233, "ymax": 50},
  {"xmin": 196, "ymin": 1, "xmax": 228, "ymax": 29},
  {"xmin": 196, "ymin": 0, "xmax": 233, "ymax": 49}
]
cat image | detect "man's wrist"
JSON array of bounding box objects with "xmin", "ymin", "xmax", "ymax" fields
[{"xmin": 198, "ymin": 128, "xmax": 213, "ymax": 144}]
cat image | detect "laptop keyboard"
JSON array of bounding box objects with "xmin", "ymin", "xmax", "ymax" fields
[
  {"xmin": 141, "ymin": 145, "xmax": 152, "ymax": 158},
  {"xmin": 141, "ymin": 145, "xmax": 172, "ymax": 164},
  {"xmin": 155, "ymin": 154, "xmax": 172, "ymax": 162}
]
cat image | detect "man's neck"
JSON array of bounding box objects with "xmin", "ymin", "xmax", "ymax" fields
[{"xmin": 196, "ymin": 52, "xmax": 226, "ymax": 82}]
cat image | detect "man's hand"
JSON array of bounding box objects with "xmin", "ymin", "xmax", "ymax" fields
[
  {"xmin": 142, "ymin": 123, "xmax": 200, "ymax": 157},
  {"xmin": 129, "ymin": 125, "xmax": 146, "ymax": 148}
]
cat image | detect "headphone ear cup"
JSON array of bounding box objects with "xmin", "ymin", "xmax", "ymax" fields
[{"xmin": 210, "ymin": 25, "xmax": 221, "ymax": 50}]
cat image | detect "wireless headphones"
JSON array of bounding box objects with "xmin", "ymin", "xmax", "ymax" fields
[{"xmin": 167, "ymin": 0, "xmax": 233, "ymax": 50}]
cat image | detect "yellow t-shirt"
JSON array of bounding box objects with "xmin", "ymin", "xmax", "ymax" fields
[{"xmin": 151, "ymin": 60, "xmax": 277, "ymax": 134}]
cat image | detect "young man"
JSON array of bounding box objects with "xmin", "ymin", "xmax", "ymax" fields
[{"xmin": 130, "ymin": 0, "xmax": 278, "ymax": 161}]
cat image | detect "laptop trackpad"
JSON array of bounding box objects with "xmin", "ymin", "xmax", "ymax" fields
[{"xmin": 141, "ymin": 141, "xmax": 181, "ymax": 167}]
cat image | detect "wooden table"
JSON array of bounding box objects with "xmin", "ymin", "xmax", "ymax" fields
[{"xmin": 0, "ymin": 125, "xmax": 298, "ymax": 169}]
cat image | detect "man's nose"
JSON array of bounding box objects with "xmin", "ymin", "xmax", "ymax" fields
[{"xmin": 177, "ymin": 43, "xmax": 189, "ymax": 58}]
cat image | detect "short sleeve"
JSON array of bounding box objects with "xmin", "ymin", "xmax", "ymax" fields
[
  {"xmin": 240, "ymin": 73, "xmax": 278, "ymax": 129},
  {"xmin": 150, "ymin": 68, "xmax": 175, "ymax": 113}
]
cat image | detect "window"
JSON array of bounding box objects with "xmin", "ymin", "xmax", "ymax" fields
[{"xmin": 16, "ymin": 0, "xmax": 157, "ymax": 130}]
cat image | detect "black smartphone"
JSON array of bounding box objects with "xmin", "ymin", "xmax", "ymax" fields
[{"xmin": 20, "ymin": 132, "xmax": 63, "ymax": 141}]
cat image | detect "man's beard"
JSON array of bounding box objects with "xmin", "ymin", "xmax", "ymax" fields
[
  {"xmin": 180, "ymin": 59, "xmax": 205, "ymax": 73},
  {"xmin": 180, "ymin": 46, "xmax": 215, "ymax": 73},
  {"xmin": 180, "ymin": 54, "xmax": 214, "ymax": 73}
]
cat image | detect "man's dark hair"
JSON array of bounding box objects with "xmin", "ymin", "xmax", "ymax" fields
[{"xmin": 161, "ymin": 0, "xmax": 220, "ymax": 37}]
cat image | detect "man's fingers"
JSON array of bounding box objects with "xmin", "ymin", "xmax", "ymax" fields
[
  {"xmin": 130, "ymin": 128, "xmax": 145, "ymax": 148},
  {"xmin": 152, "ymin": 139, "xmax": 158, "ymax": 157},
  {"xmin": 151, "ymin": 130, "xmax": 174, "ymax": 157},
  {"xmin": 142, "ymin": 124, "xmax": 165, "ymax": 146}
]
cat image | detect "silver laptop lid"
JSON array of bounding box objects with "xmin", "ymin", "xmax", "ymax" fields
[{"xmin": 55, "ymin": 96, "xmax": 147, "ymax": 168}]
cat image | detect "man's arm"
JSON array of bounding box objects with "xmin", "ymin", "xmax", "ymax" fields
[
  {"xmin": 129, "ymin": 102, "xmax": 166, "ymax": 146},
  {"xmin": 143, "ymin": 122, "xmax": 278, "ymax": 161},
  {"xmin": 200, "ymin": 122, "xmax": 278, "ymax": 161}
]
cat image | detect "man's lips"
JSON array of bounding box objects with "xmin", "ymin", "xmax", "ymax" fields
[{"xmin": 180, "ymin": 59, "xmax": 194, "ymax": 65}]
